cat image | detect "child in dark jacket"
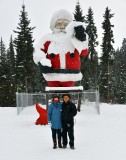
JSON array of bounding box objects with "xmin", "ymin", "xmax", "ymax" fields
[
  {"xmin": 61, "ymin": 94, "xmax": 77, "ymax": 149},
  {"xmin": 48, "ymin": 95, "xmax": 62, "ymax": 149}
]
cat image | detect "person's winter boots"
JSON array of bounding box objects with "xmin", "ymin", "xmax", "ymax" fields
[
  {"xmin": 58, "ymin": 140, "xmax": 62, "ymax": 148},
  {"xmin": 70, "ymin": 146, "xmax": 75, "ymax": 149},
  {"xmin": 53, "ymin": 140, "xmax": 57, "ymax": 149},
  {"xmin": 62, "ymin": 145, "xmax": 67, "ymax": 149}
]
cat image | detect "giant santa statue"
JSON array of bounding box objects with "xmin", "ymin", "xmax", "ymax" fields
[{"xmin": 33, "ymin": 9, "xmax": 88, "ymax": 87}]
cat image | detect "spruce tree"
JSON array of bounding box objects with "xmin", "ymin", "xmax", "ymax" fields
[
  {"xmin": 100, "ymin": 7, "xmax": 115, "ymax": 102},
  {"xmin": 107, "ymin": 50, "xmax": 115, "ymax": 102},
  {"xmin": 8, "ymin": 35, "xmax": 15, "ymax": 79},
  {"xmin": 73, "ymin": 1, "xmax": 89, "ymax": 89},
  {"xmin": 0, "ymin": 38, "xmax": 7, "ymax": 106},
  {"xmin": 85, "ymin": 7, "xmax": 99, "ymax": 89},
  {"xmin": 86, "ymin": 7, "xmax": 98, "ymax": 60},
  {"xmin": 73, "ymin": 0, "xmax": 85, "ymax": 22},
  {"xmin": 118, "ymin": 39, "xmax": 126, "ymax": 103},
  {"xmin": 112, "ymin": 39, "xmax": 126, "ymax": 104},
  {"xmin": 33, "ymin": 66, "xmax": 46, "ymax": 92},
  {"xmin": 14, "ymin": 4, "xmax": 35, "ymax": 93},
  {"xmin": 5, "ymin": 36, "xmax": 16, "ymax": 106},
  {"xmin": 0, "ymin": 37, "xmax": 16, "ymax": 107}
]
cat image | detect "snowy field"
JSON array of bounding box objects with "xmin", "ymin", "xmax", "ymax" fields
[{"xmin": 0, "ymin": 103, "xmax": 126, "ymax": 160}]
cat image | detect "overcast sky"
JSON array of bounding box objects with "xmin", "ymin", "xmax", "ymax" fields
[{"xmin": 0, "ymin": 0, "xmax": 126, "ymax": 54}]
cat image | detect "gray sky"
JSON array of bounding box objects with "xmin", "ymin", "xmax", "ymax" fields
[{"xmin": 0, "ymin": 0, "xmax": 126, "ymax": 54}]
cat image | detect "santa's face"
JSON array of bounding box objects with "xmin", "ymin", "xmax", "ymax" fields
[{"xmin": 55, "ymin": 19, "xmax": 69, "ymax": 30}]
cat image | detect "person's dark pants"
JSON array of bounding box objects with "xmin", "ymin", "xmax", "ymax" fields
[
  {"xmin": 62, "ymin": 122, "xmax": 74, "ymax": 147},
  {"xmin": 51, "ymin": 128, "xmax": 62, "ymax": 140}
]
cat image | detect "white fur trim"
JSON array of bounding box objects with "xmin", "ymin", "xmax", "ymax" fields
[
  {"xmin": 43, "ymin": 72, "xmax": 82, "ymax": 81},
  {"xmin": 66, "ymin": 21, "xmax": 88, "ymax": 53},
  {"xmin": 59, "ymin": 50, "xmax": 66, "ymax": 69},
  {"xmin": 50, "ymin": 9, "xmax": 73, "ymax": 30},
  {"xmin": 45, "ymin": 86, "xmax": 83, "ymax": 91}
]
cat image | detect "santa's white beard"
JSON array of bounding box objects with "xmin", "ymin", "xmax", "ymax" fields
[{"xmin": 53, "ymin": 28, "xmax": 66, "ymax": 33}]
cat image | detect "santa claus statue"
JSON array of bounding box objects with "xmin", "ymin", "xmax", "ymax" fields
[{"xmin": 33, "ymin": 9, "xmax": 88, "ymax": 87}]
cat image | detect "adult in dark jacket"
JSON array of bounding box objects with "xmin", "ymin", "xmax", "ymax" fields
[
  {"xmin": 61, "ymin": 94, "xmax": 77, "ymax": 149},
  {"xmin": 48, "ymin": 96, "xmax": 62, "ymax": 149}
]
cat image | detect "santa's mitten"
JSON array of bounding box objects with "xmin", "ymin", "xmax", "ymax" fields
[
  {"xmin": 33, "ymin": 51, "xmax": 46, "ymax": 65},
  {"xmin": 38, "ymin": 62, "xmax": 53, "ymax": 74},
  {"xmin": 40, "ymin": 58, "xmax": 52, "ymax": 67},
  {"xmin": 74, "ymin": 25, "xmax": 86, "ymax": 41}
]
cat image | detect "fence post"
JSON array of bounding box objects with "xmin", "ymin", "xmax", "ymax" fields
[
  {"xmin": 16, "ymin": 92, "xmax": 19, "ymax": 115},
  {"xmin": 96, "ymin": 91, "xmax": 100, "ymax": 114},
  {"xmin": 77, "ymin": 92, "xmax": 82, "ymax": 112},
  {"xmin": 26, "ymin": 93, "xmax": 28, "ymax": 107},
  {"xmin": 45, "ymin": 93, "xmax": 49, "ymax": 110}
]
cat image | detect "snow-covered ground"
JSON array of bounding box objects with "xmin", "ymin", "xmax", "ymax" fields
[{"xmin": 0, "ymin": 103, "xmax": 126, "ymax": 160}]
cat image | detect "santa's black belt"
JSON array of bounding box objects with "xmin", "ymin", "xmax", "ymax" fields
[{"xmin": 38, "ymin": 62, "xmax": 80, "ymax": 74}]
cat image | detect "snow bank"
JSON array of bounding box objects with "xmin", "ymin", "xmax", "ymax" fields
[{"xmin": 0, "ymin": 104, "xmax": 126, "ymax": 160}]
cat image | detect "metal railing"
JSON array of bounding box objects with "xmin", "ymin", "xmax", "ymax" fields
[{"xmin": 16, "ymin": 91, "xmax": 100, "ymax": 115}]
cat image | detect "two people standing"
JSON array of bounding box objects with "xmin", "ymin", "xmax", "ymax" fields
[{"xmin": 48, "ymin": 94, "xmax": 77, "ymax": 149}]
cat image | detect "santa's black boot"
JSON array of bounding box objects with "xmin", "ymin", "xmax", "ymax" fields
[
  {"xmin": 58, "ymin": 140, "xmax": 62, "ymax": 148},
  {"xmin": 53, "ymin": 140, "xmax": 57, "ymax": 149}
]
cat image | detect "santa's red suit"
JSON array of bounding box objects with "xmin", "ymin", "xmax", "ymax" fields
[{"xmin": 33, "ymin": 9, "xmax": 88, "ymax": 87}]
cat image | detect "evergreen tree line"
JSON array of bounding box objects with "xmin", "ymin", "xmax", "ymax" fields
[
  {"xmin": 0, "ymin": 2, "xmax": 125, "ymax": 107},
  {"xmin": 74, "ymin": 1, "xmax": 126, "ymax": 104},
  {"xmin": 0, "ymin": 5, "xmax": 45, "ymax": 107}
]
